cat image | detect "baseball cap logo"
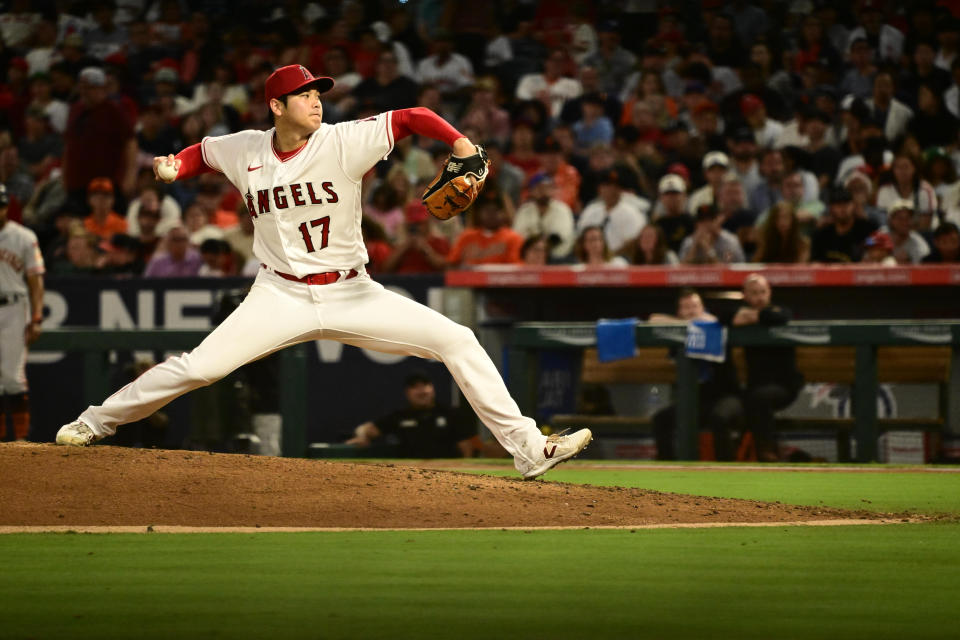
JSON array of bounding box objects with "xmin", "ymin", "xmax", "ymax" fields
[{"xmin": 299, "ymin": 65, "xmax": 312, "ymax": 80}]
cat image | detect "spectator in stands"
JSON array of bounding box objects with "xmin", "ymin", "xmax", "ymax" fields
[
  {"xmin": 83, "ymin": 177, "xmax": 127, "ymax": 241},
  {"xmin": 483, "ymin": 142, "xmax": 525, "ymax": 209},
  {"xmin": 726, "ymin": 125, "xmax": 762, "ymax": 196},
  {"xmin": 689, "ymin": 99, "xmax": 726, "ymax": 154},
  {"xmin": 572, "ymin": 93, "xmax": 614, "ymax": 150},
  {"xmin": 862, "ymin": 231, "xmax": 897, "ymax": 265},
  {"xmin": 705, "ymin": 11, "xmax": 745, "ymax": 68},
  {"xmin": 572, "ymin": 225, "xmax": 625, "ymax": 267},
  {"xmin": 143, "ymin": 226, "xmax": 203, "ymax": 278},
  {"xmin": 748, "ymin": 148, "xmax": 785, "ymax": 218},
  {"xmin": 520, "ymin": 233, "xmax": 550, "ymax": 266},
  {"xmin": 876, "ymin": 153, "xmax": 938, "ymax": 227},
  {"xmin": 447, "ymin": 189, "xmax": 523, "ymax": 267},
  {"xmin": 535, "ymin": 134, "xmax": 580, "ymax": 211},
  {"xmin": 86, "ymin": 2, "xmax": 127, "ymax": 61},
  {"xmin": 126, "ymin": 183, "xmax": 181, "ymax": 237},
  {"xmin": 620, "ymin": 224, "xmax": 678, "ymax": 265},
  {"xmin": 771, "ymin": 170, "xmax": 826, "ymax": 231},
  {"xmin": 135, "ymin": 101, "xmax": 180, "ymax": 160},
  {"xmin": 512, "ymin": 173, "xmax": 574, "ymax": 260},
  {"xmin": 577, "ymin": 167, "xmax": 648, "ymax": 254},
  {"xmin": 900, "ymin": 41, "xmax": 952, "ymax": 109},
  {"xmin": 183, "ymin": 202, "xmax": 224, "ymax": 247},
  {"xmin": 922, "ymin": 147, "xmax": 957, "ymax": 208},
  {"xmin": 56, "ymin": 33, "xmax": 98, "ymax": 79},
  {"xmin": 380, "ymin": 200, "xmax": 450, "ymax": 273},
  {"xmin": 352, "ymin": 49, "xmax": 419, "ymax": 115},
  {"xmin": 27, "ymin": 72, "xmax": 68, "ymax": 135},
  {"xmin": 505, "ymin": 119, "xmax": 542, "ymax": 182},
  {"xmin": 687, "ymin": 151, "xmax": 729, "ymax": 215},
  {"xmin": 649, "ymin": 288, "xmax": 742, "ymax": 461},
  {"xmin": 752, "ymin": 201, "xmax": 811, "ymax": 264},
  {"xmin": 560, "ymin": 64, "xmax": 621, "ymax": 126},
  {"xmin": 415, "ymin": 30, "xmax": 474, "ymax": 102},
  {"xmin": 459, "ymin": 77, "xmax": 511, "ymax": 147},
  {"xmin": 866, "ymin": 70, "xmax": 913, "ymax": 143},
  {"xmin": 582, "ymin": 21, "xmax": 636, "ymax": 96},
  {"xmin": 882, "ymin": 199, "xmax": 931, "ymax": 265},
  {"xmin": 741, "ymin": 94, "xmax": 782, "ymax": 150},
  {"xmin": 905, "ymin": 84, "xmax": 959, "ymax": 150},
  {"xmin": 18, "ymin": 107, "xmax": 60, "ymax": 183},
  {"xmin": 652, "ymin": 173, "xmax": 694, "ymax": 250},
  {"xmin": 133, "ymin": 203, "xmax": 163, "ymax": 266},
  {"xmin": 731, "ymin": 274, "xmax": 804, "ymax": 462},
  {"xmin": 803, "ymin": 109, "xmax": 842, "ymax": 190},
  {"xmin": 844, "ymin": 169, "xmax": 885, "ymax": 228},
  {"xmin": 922, "ymin": 222, "xmax": 960, "ymax": 263},
  {"xmin": 840, "ymin": 37, "xmax": 877, "ymax": 100},
  {"xmin": 810, "ymin": 187, "xmax": 878, "ymax": 263},
  {"xmin": 679, "ymin": 205, "xmax": 745, "ymax": 265},
  {"xmin": 197, "ymin": 238, "xmax": 232, "ymax": 277},
  {"xmin": 63, "ymin": 67, "xmax": 136, "ymax": 205},
  {"xmin": 515, "ymin": 48, "xmax": 582, "ymax": 120},
  {"xmin": 363, "ymin": 182, "xmax": 404, "ymax": 240},
  {"xmin": 847, "ymin": 1, "xmax": 904, "ymax": 64},
  {"xmin": 151, "ymin": 67, "xmax": 192, "ymax": 120},
  {"xmin": 48, "ymin": 224, "xmax": 101, "ymax": 276},
  {"xmin": 716, "ymin": 173, "xmax": 757, "ymax": 253},
  {"xmin": 99, "ymin": 233, "xmax": 144, "ymax": 277}
]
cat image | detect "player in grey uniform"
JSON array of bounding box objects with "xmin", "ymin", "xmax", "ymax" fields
[{"xmin": 0, "ymin": 184, "xmax": 46, "ymax": 441}]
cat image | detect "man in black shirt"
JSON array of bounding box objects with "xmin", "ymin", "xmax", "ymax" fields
[
  {"xmin": 732, "ymin": 274, "xmax": 804, "ymax": 462},
  {"xmin": 650, "ymin": 289, "xmax": 743, "ymax": 461},
  {"xmin": 655, "ymin": 174, "xmax": 695, "ymax": 254},
  {"xmin": 810, "ymin": 187, "xmax": 878, "ymax": 262},
  {"xmin": 346, "ymin": 371, "xmax": 477, "ymax": 458},
  {"xmin": 922, "ymin": 222, "xmax": 959, "ymax": 263}
]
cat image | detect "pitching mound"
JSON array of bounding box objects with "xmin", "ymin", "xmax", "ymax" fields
[{"xmin": 0, "ymin": 443, "xmax": 896, "ymax": 530}]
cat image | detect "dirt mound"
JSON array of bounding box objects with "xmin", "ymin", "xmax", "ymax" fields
[{"xmin": 0, "ymin": 443, "xmax": 890, "ymax": 529}]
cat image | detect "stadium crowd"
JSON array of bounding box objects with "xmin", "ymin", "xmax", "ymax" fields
[{"xmin": 3, "ymin": 0, "xmax": 960, "ymax": 278}]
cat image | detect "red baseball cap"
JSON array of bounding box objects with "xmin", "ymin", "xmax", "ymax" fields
[
  {"xmin": 740, "ymin": 94, "xmax": 765, "ymax": 115},
  {"xmin": 264, "ymin": 65, "xmax": 334, "ymax": 103}
]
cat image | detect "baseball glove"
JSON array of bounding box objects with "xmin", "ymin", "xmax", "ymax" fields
[{"xmin": 421, "ymin": 146, "xmax": 490, "ymax": 220}]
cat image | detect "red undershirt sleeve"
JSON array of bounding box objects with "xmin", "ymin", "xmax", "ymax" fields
[
  {"xmin": 174, "ymin": 143, "xmax": 216, "ymax": 179},
  {"xmin": 390, "ymin": 107, "xmax": 464, "ymax": 147}
]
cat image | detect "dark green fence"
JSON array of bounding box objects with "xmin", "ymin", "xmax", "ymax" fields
[
  {"xmin": 509, "ymin": 321, "xmax": 960, "ymax": 461},
  {"xmin": 32, "ymin": 330, "xmax": 309, "ymax": 457}
]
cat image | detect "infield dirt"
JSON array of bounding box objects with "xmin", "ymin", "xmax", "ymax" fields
[{"xmin": 0, "ymin": 443, "xmax": 905, "ymax": 529}]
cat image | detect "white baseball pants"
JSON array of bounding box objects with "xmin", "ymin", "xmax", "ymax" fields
[{"xmin": 80, "ymin": 269, "xmax": 547, "ymax": 474}]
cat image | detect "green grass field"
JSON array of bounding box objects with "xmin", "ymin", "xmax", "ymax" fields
[{"xmin": 2, "ymin": 463, "xmax": 958, "ymax": 640}]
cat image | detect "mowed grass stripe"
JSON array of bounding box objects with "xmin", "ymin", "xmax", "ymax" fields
[
  {"xmin": 453, "ymin": 466, "xmax": 960, "ymax": 515},
  {"xmin": 1, "ymin": 525, "xmax": 958, "ymax": 640}
]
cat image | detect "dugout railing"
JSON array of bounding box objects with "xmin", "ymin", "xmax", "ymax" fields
[{"xmin": 507, "ymin": 320, "xmax": 960, "ymax": 462}]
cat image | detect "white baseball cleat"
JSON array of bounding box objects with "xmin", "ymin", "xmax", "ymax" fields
[
  {"xmin": 522, "ymin": 428, "xmax": 593, "ymax": 480},
  {"xmin": 56, "ymin": 420, "xmax": 100, "ymax": 447}
]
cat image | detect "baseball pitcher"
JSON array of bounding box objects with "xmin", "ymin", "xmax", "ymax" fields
[
  {"xmin": 0, "ymin": 184, "xmax": 45, "ymax": 441},
  {"xmin": 57, "ymin": 65, "xmax": 590, "ymax": 479}
]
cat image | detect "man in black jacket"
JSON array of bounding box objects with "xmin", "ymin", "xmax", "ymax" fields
[
  {"xmin": 346, "ymin": 370, "xmax": 478, "ymax": 458},
  {"xmin": 732, "ymin": 274, "xmax": 804, "ymax": 461}
]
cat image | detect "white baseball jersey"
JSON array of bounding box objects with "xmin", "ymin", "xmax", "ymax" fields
[
  {"xmin": 0, "ymin": 219, "xmax": 45, "ymax": 294},
  {"xmin": 201, "ymin": 111, "xmax": 395, "ymax": 277}
]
